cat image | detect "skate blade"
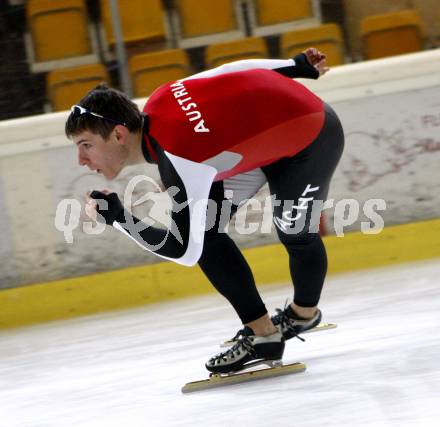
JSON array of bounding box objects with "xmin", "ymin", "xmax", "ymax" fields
[
  {"xmin": 181, "ymin": 361, "xmax": 306, "ymax": 394},
  {"xmin": 302, "ymin": 322, "xmax": 338, "ymax": 334},
  {"xmin": 220, "ymin": 323, "xmax": 337, "ymax": 347}
]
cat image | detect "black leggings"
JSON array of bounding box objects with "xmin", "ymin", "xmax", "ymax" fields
[{"xmin": 198, "ymin": 104, "xmax": 345, "ymax": 324}]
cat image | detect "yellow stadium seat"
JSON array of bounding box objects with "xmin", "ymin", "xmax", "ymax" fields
[
  {"xmin": 280, "ymin": 23, "xmax": 345, "ymax": 66},
  {"xmin": 27, "ymin": 0, "xmax": 92, "ymax": 62},
  {"xmin": 206, "ymin": 37, "xmax": 268, "ymax": 68},
  {"xmin": 100, "ymin": 0, "xmax": 166, "ymax": 47},
  {"xmin": 248, "ymin": 0, "xmax": 319, "ymax": 37},
  {"xmin": 174, "ymin": 0, "xmax": 245, "ymax": 48},
  {"xmin": 361, "ymin": 10, "xmax": 423, "ymax": 59},
  {"xmin": 129, "ymin": 49, "xmax": 191, "ymax": 98},
  {"xmin": 176, "ymin": 0, "xmax": 238, "ymax": 38},
  {"xmin": 47, "ymin": 63, "xmax": 109, "ymax": 111},
  {"xmin": 254, "ymin": 0, "xmax": 312, "ymax": 26}
]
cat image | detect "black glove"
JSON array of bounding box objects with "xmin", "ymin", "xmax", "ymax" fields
[
  {"xmin": 90, "ymin": 191, "xmax": 124, "ymax": 225},
  {"xmin": 292, "ymin": 53, "xmax": 320, "ymax": 79}
]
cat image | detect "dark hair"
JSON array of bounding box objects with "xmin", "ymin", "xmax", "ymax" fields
[{"xmin": 65, "ymin": 84, "xmax": 143, "ymax": 139}]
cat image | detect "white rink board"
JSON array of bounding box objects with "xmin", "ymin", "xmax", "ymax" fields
[
  {"xmin": 0, "ymin": 50, "xmax": 440, "ymax": 287},
  {"xmin": 326, "ymin": 85, "xmax": 440, "ymax": 232},
  {"xmin": 0, "ymin": 260, "xmax": 439, "ymax": 427}
]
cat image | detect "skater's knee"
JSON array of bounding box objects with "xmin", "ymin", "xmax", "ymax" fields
[{"xmin": 279, "ymin": 230, "xmax": 320, "ymax": 250}]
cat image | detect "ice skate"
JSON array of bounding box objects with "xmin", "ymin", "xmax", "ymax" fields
[
  {"xmin": 221, "ymin": 305, "xmax": 333, "ymax": 347},
  {"xmin": 182, "ymin": 359, "xmax": 306, "ymax": 393},
  {"xmin": 206, "ymin": 329, "xmax": 285, "ymax": 374},
  {"xmin": 272, "ymin": 305, "xmax": 322, "ymax": 340}
]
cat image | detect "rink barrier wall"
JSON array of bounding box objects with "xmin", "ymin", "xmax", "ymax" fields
[
  {"xmin": 1, "ymin": 218, "xmax": 439, "ymax": 329},
  {"xmin": 1, "ymin": 49, "xmax": 440, "ymax": 290}
]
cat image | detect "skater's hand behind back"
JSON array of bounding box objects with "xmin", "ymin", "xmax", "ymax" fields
[{"xmin": 303, "ymin": 47, "xmax": 330, "ymax": 77}]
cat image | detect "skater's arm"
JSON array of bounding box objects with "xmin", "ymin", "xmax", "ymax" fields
[
  {"xmin": 88, "ymin": 188, "xmax": 189, "ymax": 260},
  {"xmin": 184, "ymin": 48, "xmax": 328, "ymax": 81},
  {"xmin": 184, "ymin": 59, "xmax": 299, "ymax": 80},
  {"xmin": 89, "ymin": 146, "xmax": 216, "ymax": 266}
]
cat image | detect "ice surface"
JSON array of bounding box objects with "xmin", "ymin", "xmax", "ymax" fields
[{"xmin": 1, "ymin": 260, "xmax": 439, "ymax": 427}]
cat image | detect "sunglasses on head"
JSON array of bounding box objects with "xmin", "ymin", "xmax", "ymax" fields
[{"xmin": 70, "ymin": 105, "xmax": 127, "ymax": 126}]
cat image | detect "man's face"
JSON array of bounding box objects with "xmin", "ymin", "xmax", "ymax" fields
[{"xmin": 73, "ymin": 129, "xmax": 127, "ymax": 180}]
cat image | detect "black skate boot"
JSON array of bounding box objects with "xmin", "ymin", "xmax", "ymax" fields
[
  {"xmin": 206, "ymin": 329, "xmax": 285, "ymax": 374},
  {"xmin": 272, "ymin": 305, "xmax": 322, "ymax": 340},
  {"xmin": 223, "ymin": 305, "xmax": 322, "ymax": 346}
]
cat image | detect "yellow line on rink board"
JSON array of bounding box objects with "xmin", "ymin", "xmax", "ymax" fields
[{"xmin": 1, "ymin": 219, "xmax": 439, "ymax": 329}]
